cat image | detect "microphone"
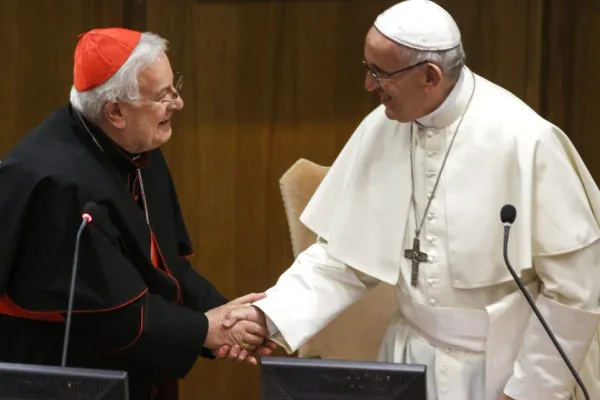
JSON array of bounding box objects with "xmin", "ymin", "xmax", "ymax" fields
[
  {"xmin": 500, "ymin": 204, "xmax": 589, "ymax": 400},
  {"xmin": 61, "ymin": 201, "xmax": 99, "ymax": 367}
]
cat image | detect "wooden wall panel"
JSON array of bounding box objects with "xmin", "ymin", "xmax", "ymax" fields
[
  {"xmin": 435, "ymin": 0, "xmax": 543, "ymax": 110},
  {"xmin": 0, "ymin": 0, "xmax": 123, "ymax": 158},
  {"xmin": 542, "ymin": 0, "xmax": 600, "ymax": 179}
]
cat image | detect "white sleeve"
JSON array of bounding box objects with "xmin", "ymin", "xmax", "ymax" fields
[
  {"xmin": 252, "ymin": 240, "xmax": 372, "ymax": 354},
  {"xmin": 503, "ymin": 238, "xmax": 600, "ymax": 400}
]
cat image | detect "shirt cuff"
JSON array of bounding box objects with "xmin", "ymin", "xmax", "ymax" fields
[{"xmin": 265, "ymin": 314, "xmax": 279, "ymax": 335}]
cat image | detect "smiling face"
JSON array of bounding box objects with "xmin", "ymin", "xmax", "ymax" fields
[
  {"xmin": 363, "ymin": 27, "xmax": 445, "ymax": 122},
  {"xmin": 103, "ymin": 51, "xmax": 184, "ymax": 153}
]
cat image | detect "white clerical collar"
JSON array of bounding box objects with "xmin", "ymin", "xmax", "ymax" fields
[{"xmin": 415, "ymin": 66, "xmax": 473, "ymax": 130}]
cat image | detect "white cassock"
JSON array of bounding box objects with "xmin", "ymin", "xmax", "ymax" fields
[{"xmin": 253, "ymin": 66, "xmax": 600, "ymax": 400}]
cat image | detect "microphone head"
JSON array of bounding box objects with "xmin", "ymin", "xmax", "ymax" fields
[
  {"xmin": 83, "ymin": 201, "xmax": 100, "ymax": 215},
  {"xmin": 82, "ymin": 201, "xmax": 100, "ymax": 223},
  {"xmin": 500, "ymin": 204, "xmax": 517, "ymax": 224}
]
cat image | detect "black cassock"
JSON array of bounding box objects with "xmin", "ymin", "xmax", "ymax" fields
[{"xmin": 0, "ymin": 104, "xmax": 228, "ymax": 400}]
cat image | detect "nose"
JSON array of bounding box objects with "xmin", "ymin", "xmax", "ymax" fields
[
  {"xmin": 364, "ymin": 73, "xmax": 380, "ymax": 92},
  {"xmin": 172, "ymin": 95, "xmax": 184, "ymax": 110}
]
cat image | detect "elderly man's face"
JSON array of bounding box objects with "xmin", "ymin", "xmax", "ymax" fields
[
  {"xmin": 363, "ymin": 27, "xmax": 440, "ymax": 122},
  {"xmin": 118, "ymin": 51, "xmax": 184, "ymax": 153}
]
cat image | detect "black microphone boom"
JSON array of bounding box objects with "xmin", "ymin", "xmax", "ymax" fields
[
  {"xmin": 60, "ymin": 201, "xmax": 97, "ymax": 368},
  {"xmin": 500, "ymin": 204, "xmax": 589, "ymax": 400}
]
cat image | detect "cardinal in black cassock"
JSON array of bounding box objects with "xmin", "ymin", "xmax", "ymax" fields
[{"xmin": 0, "ymin": 27, "xmax": 270, "ymax": 400}]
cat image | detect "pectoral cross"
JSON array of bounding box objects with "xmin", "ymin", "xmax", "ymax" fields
[{"xmin": 404, "ymin": 238, "xmax": 428, "ymax": 287}]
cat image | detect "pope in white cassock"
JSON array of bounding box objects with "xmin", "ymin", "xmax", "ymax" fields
[{"xmin": 225, "ymin": 1, "xmax": 600, "ymax": 399}]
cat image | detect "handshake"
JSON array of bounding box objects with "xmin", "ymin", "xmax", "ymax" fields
[{"xmin": 203, "ymin": 293, "xmax": 278, "ymax": 365}]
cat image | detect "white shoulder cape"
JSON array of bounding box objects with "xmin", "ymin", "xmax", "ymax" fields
[{"xmin": 300, "ymin": 69, "xmax": 600, "ymax": 286}]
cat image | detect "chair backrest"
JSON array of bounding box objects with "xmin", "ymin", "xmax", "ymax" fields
[
  {"xmin": 279, "ymin": 158, "xmax": 329, "ymax": 258},
  {"xmin": 279, "ymin": 158, "xmax": 398, "ymax": 361}
]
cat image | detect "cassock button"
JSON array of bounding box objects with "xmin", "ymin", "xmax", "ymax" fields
[
  {"xmin": 429, "ymin": 299, "xmax": 436, "ymax": 305},
  {"xmin": 427, "ymin": 151, "xmax": 435, "ymax": 157},
  {"xmin": 427, "ymin": 171, "xmax": 436, "ymax": 178},
  {"xmin": 427, "ymin": 279, "xmax": 435, "ymax": 286},
  {"xmin": 428, "ymin": 236, "xmax": 436, "ymax": 243},
  {"xmin": 427, "ymin": 131, "xmax": 433, "ymax": 138},
  {"xmin": 445, "ymin": 348, "xmax": 450, "ymax": 353},
  {"xmin": 427, "ymin": 213, "xmax": 435, "ymax": 221}
]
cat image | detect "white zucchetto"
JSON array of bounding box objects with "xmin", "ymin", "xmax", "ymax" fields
[{"xmin": 374, "ymin": 0, "xmax": 461, "ymax": 51}]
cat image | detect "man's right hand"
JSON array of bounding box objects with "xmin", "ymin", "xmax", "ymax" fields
[
  {"xmin": 212, "ymin": 305, "xmax": 276, "ymax": 365},
  {"xmin": 203, "ymin": 303, "xmax": 269, "ymax": 350}
]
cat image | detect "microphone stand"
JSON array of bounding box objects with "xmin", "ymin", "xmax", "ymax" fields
[
  {"xmin": 503, "ymin": 223, "xmax": 590, "ymax": 400},
  {"xmin": 61, "ymin": 214, "xmax": 92, "ymax": 367}
]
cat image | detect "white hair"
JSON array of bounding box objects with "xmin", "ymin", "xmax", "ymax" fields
[
  {"xmin": 69, "ymin": 32, "xmax": 169, "ymax": 123},
  {"xmin": 399, "ymin": 43, "xmax": 466, "ymax": 82}
]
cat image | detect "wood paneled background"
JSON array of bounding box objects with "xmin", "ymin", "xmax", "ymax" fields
[{"xmin": 0, "ymin": 0, "xmax": 597, "ymax": 399}]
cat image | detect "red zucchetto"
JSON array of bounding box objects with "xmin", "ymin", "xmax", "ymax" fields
[{"xmin": 73, "ymin": 27, "xmax": 142, "ymax": 92}]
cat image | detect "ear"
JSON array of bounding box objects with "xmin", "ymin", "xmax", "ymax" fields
[
  {"xmin": 103, "ymin": 102, "xmax": 126, "ymax": 129},
  {"xmin": 424, "ymin": 63, "xmax": 443, "ymax": 87}
]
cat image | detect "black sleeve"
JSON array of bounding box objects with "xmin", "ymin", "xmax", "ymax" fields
[
  {"xmin": 0, "ymin": 162, "xmax": 36, "ymax": 297},
  {"xmin": 70, "ymin": 293, "xmax": 210, "ymax": 378}
]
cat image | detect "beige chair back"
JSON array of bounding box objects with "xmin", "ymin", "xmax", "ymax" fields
[{"xmin": 279, "ymin": 158, "xmax": 398, "ymax": 361}]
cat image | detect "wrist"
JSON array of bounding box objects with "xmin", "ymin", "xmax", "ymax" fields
[{"xmin": 252, "ymin": 305, "xmax": 275, "ymax": 334}]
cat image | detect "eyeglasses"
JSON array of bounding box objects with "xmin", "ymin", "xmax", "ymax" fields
[
  {"xmin": 155, "ymin": 71, "xmax": 183, "ymax": 106},
  {"xmin": 363, "ymin": 58, "xmax": 428, "ymax": 86}
]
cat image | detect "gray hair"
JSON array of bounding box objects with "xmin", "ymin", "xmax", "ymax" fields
[
  {"xmin": 69, "ymin": 32, "xmax": 169, "ymax": 123},
  {"xmin": 399, "ymin": 43, "xmax": 466, "ymax": 82}
]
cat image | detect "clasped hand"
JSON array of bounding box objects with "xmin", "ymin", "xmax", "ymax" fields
[{"xmin": 204, "ymin": 293, "xmax": 277, "ymax": 365}]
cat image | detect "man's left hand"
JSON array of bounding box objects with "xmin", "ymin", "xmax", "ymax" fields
[{"xmin": 499, "ymin": 394, "xmax": 515, "ymax": 400}]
